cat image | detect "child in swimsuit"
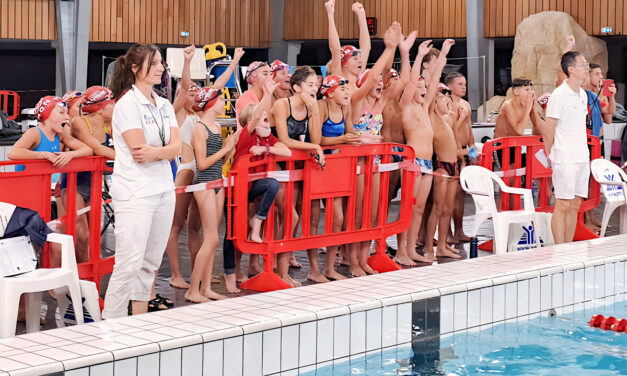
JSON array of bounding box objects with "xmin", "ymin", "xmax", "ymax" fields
[
  {"xmin": 9, "ymin": 95, "xmax": 92, "ymax": 265},
  {"xmin": 186, "ymin": 87, "xmax": 240, "ymax": 303},
  {"xmin": 312, "ymin": 75, "xmax": 360, "ymax": 281}
]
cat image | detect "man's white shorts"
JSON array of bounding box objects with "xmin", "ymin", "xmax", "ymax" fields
[{"xmin": 552, "ymin": 161, "xmax": 590, "ymax": 200}]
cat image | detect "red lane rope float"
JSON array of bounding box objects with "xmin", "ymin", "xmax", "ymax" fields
[{"xmin": 589, "ymin": 315, "xmax": 627, "ymax": 333}]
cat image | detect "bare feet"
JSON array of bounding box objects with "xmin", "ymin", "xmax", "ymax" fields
[
  {"xmin": 453, "ymin": 233, "xmax": 471, "ymax": 243},
  {"xmin": 350, "ymin": 265, "xmax": 367, "ymax": 277},
  {"xmin": 185, "ymin": 290, "xmax": 211, "ymax": 303},
  {"xmin": 224, "ymin": 274, "xmax": 240, "ymax": 294},
  {"xmin": 249, "ymin": 218, "xmax": 264, "ymax": 243},
  {"xmin": 447, "ymin": 236, "xmax": 460, "ymax": 245},
  {"xmin": 436, "ymin": 247, "xmax": 462, "ymax": 259},
  {"xmin": 361, "ymin": 263, "xmax": 378, "ymax": 275},
  {"xmin": 202, "ymin": 288, "xmax": 226, "ymax": 300},
  {"xmin": 211, "ymin": 276, "xmax": 221, "ymax": 284},
  {"xmin": 307, "ymin": 271, "xmax": 330, "ymax": 283},
  {"xmin": 289, "ymin": 255, "xmax": 302, "ymax": 268},
  {"xmin": 408, "ymin": 251, "xmax": 433, "ymax": 264},
  {"xmin": 169, "ymin": 276, "xmax": 190, "ymax": 289},
  {"xmin": 393, "ymin": 255, "xmax": 417, "ymax": 266},
  {"xmin": 236, "ymin": 272, "xmax": 248, "ymax": 283},
  {"xmin": 281, "ymin": 274, "xmax": 302, "ymax": 287},
  {"xmin": 446, "ymin": 244, "xmax": 461, "ymax": 254},
  {"xmin": 589, "ymin": 215, "xmax": 602, "ymax": 227},
  {"xmin": 248, "ymin": 265, "xmax": 263, "ymax": 277},
  {"xmin": 324, "ymin": 270, "xmax": 347, "ymax": 280}
]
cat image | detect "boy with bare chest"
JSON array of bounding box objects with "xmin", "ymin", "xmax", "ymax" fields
[
  {"xmin": 394, "ymin": 39, "xmax": 455, "ymax": 266},
  {"xmin": 424, "ymin": 79, "xmax": 463, "ymax": 261},
  {"xmin": 445, "ymin": 72, "xmax": 475, "ymax": 243}
]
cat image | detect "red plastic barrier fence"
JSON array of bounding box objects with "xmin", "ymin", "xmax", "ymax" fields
[
  {"xmin": 480, "ymin": 135, "xmax": 602, "ymax": 244},
  {"xmin": 227, "ymin": 143, "xmax": 418, "ymax": 292},
  {"xmin": 0, "ymin": 157, "xmax": 114, "ymax": 295},
  {"xmin": 0, "ymin": 90, "xmax": 20, "ymax": 121}
]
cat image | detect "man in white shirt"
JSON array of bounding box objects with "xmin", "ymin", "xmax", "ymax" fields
[{"xmin": 543, "ymin": 51, "xmax": 590, "ymax": 244}]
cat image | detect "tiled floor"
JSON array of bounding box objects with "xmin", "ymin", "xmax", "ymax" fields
[
  {"xmin": 2, "ymin": 234, "xmax": 626, "ymax": 375},
  {"xmin": 22, "ymin": 195, "xmax": 626, "ymax": 335}
]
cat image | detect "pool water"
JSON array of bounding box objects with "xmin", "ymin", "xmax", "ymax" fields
[{"xmin": 305, "ymin": 299, "xmax": 627, "ymax": 376}]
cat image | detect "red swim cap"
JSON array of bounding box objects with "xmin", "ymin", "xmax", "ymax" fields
[
  {"xmin": 192, "ymin": 87, "xmax": 222, "ymax": 112},
  {"xmin": 537, "ymin": 92, "xmax": 551, "ymax": 109},
  {"xmin": 82, "ymin": 86, "xmax": 114, "ymax": 113},
  {"xmin": 340, "ymin": 45, "xmax": 361, "ymax": 66},
  {"xmin": 270, "ymin": 60, "xmax": 290, "ymax": 77},
  {"xmin": 35, "ymin": 96, "xmax": 67, "ymax": 122},
  {"xmin": 320, "ymin": 75, "xmax": 349, "ymax": 96},
  {"xmin": 356, "ymin": 69, "xmax": 370, "ymax": 88},
  {"xmin": 61, "ymin": 91, "xmax": 83, "ymax": 109}
]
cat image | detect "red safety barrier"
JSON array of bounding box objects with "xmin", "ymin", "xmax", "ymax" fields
[
  {"xmin": 0, "ymin": 157, "xmax": 114, "ymax": 297},
  {"xmin": 227, "ymin": 143, "xmax": 417, "ymax": 292},
  {"xmin": 0, "ymin": 90, "xmax": 20, "ymax": 121},
  {"xmin": 479, "ymin": 135, "xmax": 602, "ymax": 250}
]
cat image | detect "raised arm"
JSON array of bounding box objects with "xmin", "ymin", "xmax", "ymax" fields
[
  {"xmin": 214, "ymin": 48, "xmax": 245, "ymax": 90},
  {"xmin": 425, "ymin": 39, "xmax": 454, "ymax": 106},
  {"xmin": 400, "ymin": 39, "xmax": 431, "ymax": 106},
  {"xmin": 173, "ymin": 45, "xmax": 196, "ymax": 113},
  {"xmin": 326, "ymin": 0, "xmax": 343, "ymax": 77},
  {"xmin": 351, "ymin": 22, "xmax": 401, "ymax": 103},
  {"xmin": 246, "ymin": 79, "xmax": 279, "ymax": 134},
  {"xmin": 385, "ymin": 30, "xmax": 417, "ymax": 98},
  {"xmin": 352, "ymin": 2, "xmax": 371, "ymax": 64}
]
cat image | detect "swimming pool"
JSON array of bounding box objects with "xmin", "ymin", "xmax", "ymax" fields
[{"xmin": 305, "ymin": 299, "xmax": 627, "ymax": 376}]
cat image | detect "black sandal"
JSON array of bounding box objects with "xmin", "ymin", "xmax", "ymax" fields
[
  {"xmin": 155, "ymin": 294, "xmax": 175, "ymax": 307},
  {"xmin": 147, "ymin": 298, "xmax": 168, "ymax": 312}
]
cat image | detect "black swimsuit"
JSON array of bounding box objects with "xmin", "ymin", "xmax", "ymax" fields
[{"xmin": 286, "ymin": 97, "xmax": 310, "ymax": 141}]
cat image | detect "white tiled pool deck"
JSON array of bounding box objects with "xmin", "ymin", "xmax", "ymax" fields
[{"xmin": 1, "ymin": 235, "xmax": 627, "ymax": 376}]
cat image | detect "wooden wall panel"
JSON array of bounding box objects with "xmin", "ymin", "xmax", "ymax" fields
[
  {"xmin": 283, "ymin": 0, "xmax": 467, "ymax": 40},
  {"xmin": 0, "ymin": 0, "xmax": 56, "ymax": 40},
  {"xmin": 484, "ymin": 0, "xmax": 626, "ymax": 37},
  {"xmin": 0, "ymin": 0, "xmax": 271, "ymax": 47}
]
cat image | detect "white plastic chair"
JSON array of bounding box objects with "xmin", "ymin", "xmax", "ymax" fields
[
  {"xmin": 0, "ymin": 233, "xmax": 84, "ymax": 338},
  {"xmin": 460, "ymin": 166, "xmax": 540, "ymax": 254},
  {"xmin": 590, "ymin": 158, "xmax": 627, "ymax": 237}
]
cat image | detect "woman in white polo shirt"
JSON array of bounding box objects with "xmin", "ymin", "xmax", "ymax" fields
[{"xmin": 103, "ymin": 44, "xmax": 181, "ymax": 319}]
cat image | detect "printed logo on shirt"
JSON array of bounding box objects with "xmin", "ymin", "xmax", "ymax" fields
[{"xmin": 143, "ymin": 114, "xmax": 156, "ymax": 126}]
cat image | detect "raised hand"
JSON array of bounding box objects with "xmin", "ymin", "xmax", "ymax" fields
[
  {"xmin": 263, "ymin": 78, "xmax": 280, "ymax": 95},
  {"xmin": 441, "ymin": 39, "xmax": 455, "ymax": 55},
  {"xmin": 566, "ymin": 34, "xmax": 575, "ymax": 48},
  {"xmin": 417, "ymin": 39, "xmax": 433, "ymax": 57},
  {"xmin": 325, "ymin": 0, "xmax": 335, "ymax": 15},
  {"xmin": 233, "ymin": 47, "xmax": 245, "ymax": 63},
  {"xmin": 183, "ymin": 45, "xmax": 196, "ymax": 61},
  {"xmin": 399, "ymin": 30, "xmax": 418, "ymax": 54},
  {"xmin": 384, "ymin": 22, "xmax": 402, "ymax": 48},
  {"xmin": 352, "ymin": 2, "xmax": 366, "ymax": 18}
]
